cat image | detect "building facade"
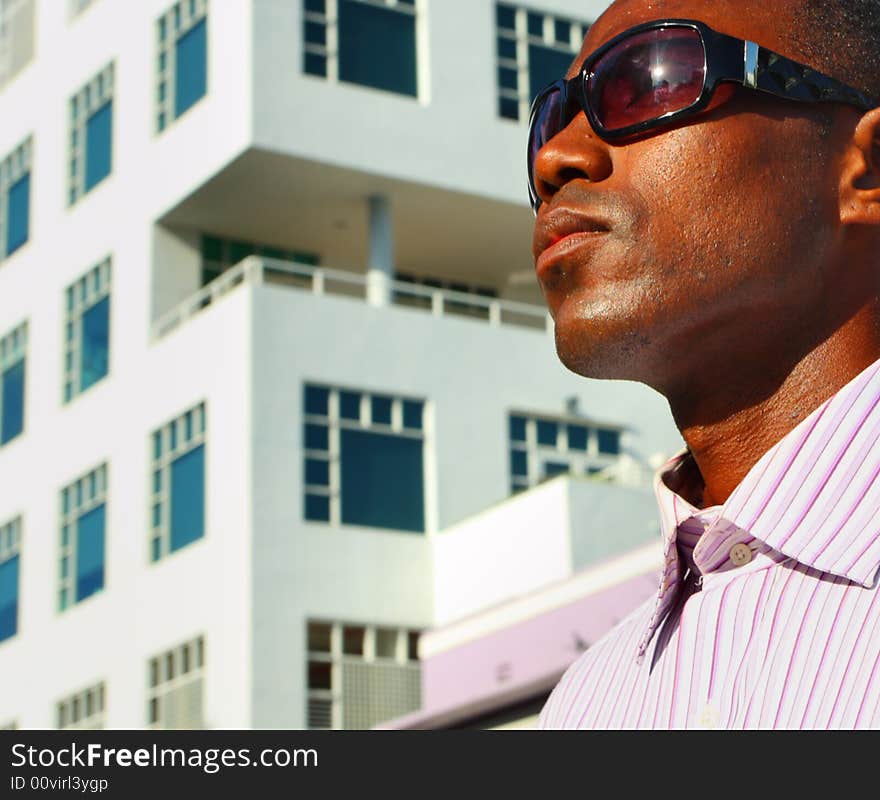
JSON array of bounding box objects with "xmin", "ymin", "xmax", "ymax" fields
[{"xmin": 0, "ymin": 0, "xmax": 683, "ymax": 729}]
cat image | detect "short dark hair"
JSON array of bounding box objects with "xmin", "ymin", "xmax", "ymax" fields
[{"xmin": 798, "ymin": 1, "xmax": 880, "ymax": 104}]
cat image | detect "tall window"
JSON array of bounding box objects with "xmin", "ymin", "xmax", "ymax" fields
[
  {"xmin": 63, "ymin": 257, "xmax": 111, "ymax": 402},
  {"xmin": 200, "ymin": 235, "xmax": 318, "ymax": 286},
  {"xmin": 147, "ymin": 635, "xmax": 204, "ymax": 729},
  {"xmin": 59, "ymin": 464, "xmax": 107, "ymax": 611},
  {"xmin": 57, "ymin": 682, "xmax": 105, "ymax": 729},
  {"xmin": 0, "ymin": 136, "xmax": 31, "ymax": 259},
  {"xmin": 304, "ymin": 0, "xmax": 418, "ymax": 98},
  {"xmin": 150, "ymin": 402, "xmax": 206, "ymax": 561},
  {"xmin": 69, "ymin": 62, "xmax": 114, "ymax": 204},
  {"xmin": 0, "ymin": 516, "xmax": 21, "ymax": 643},
  {"xmin": 307, "ymin": 621, "xmax": 420, "ymax": 729},
  {"xmin": 495, "ymin": 3, "xmax": 589, "ymax": 121},
  {"xmin": 156, "ymin": 0, "xmax": 208, "ymax": 132},
  {"xmin": 0, "ymin": 0, "xmax": 36, "ymax": 90},
  {"xmin": 509, "ymin": 411, "xmax": 622, "ymax": 494},
  {"xmin": 303, "ymin": 384, "xmax": 426, "ymax": 532},
  {"xmin": 0, "ymin": 321, "xmax": 25, "ymax": 445}
]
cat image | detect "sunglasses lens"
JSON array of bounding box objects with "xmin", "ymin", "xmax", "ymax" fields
[
  {"xmin": 588, "ymin": 27, "xmax": 705, "ymax": 132},
  {"xmin": 527, "ymin": 85, "xmax": 564, "ymax": 211}
]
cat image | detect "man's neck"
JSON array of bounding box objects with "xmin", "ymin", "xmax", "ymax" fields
[{"xmin": 666, "ymin": 307, "xmax": 880, "ymax": 508}]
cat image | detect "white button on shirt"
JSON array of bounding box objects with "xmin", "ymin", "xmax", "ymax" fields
[{"xmin": 729, "ymin": 543, "xmax": 753, "ymax": 566}]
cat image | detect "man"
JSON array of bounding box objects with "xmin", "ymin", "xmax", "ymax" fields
[{"xmin": 530, "ymin": 0, "xmax": 880, "ymax": 728}]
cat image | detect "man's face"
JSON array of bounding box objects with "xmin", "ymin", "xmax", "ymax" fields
[{"xmin": 532, "ymin": 0, "xmax": 859, "ymax": 394}]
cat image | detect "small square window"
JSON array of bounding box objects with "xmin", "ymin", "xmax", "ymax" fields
[
  {"xmin": 304, "ymin": 52, "xmax": 327, "ymax": 77},
  {"xmin": 509, "ymin": 415, "xmax": 527, "ymax": 442},
  {"xmin": 554, "ymin": 19, "xmax": 571, "ymax": 44},
  {"xmin": 305, "ymin": 458, "xmax": 330, "ymax": 486},
  {"xmin": 339, "ymin": 391, "xmax": 360, "ymax": 421},
  {"xmin": 536, "ymin": 419, "xmax": 558, "ymax": 447},
  {"xmin": 305, "ymin": 493, "xmax": 330, "ymax": 522},
  {"xmin": 371, "ymin": 395, "xmax": 392, "ymax": 425},
  {"xmin": 343, "ymin": 625, "xmax": 365, "ymax": 655},
  {"xmin": 499, "ymin": 96, "xmax": 519, "ymax": 120},
  {"xmin": 496, "ymin": 4, "xmax": 516, "ymax": 30},
  {"xmin": 497, "ymin": 36, "xmax": 517, "ymax": 60},
  {"xmin": 308, "ymin": 622, "xmax": 332, "ymax": 652},
  {"xmin": 305, "ymin": 423, "xmax": 329, "ymax": 451},
  {"xmin": 402, "ymin": 400, "xmax": 422, "ymax": 430},
  {"xmin": 498, "ymin": 66, "xmax": 518, "ymax": 91},
  {"xmin": 598, "ymin": 429, "xmax": 621, "ymax": 455},
  {"xmin": 527, "ymin": 12, "xmax": 543, "ymax": 38},
  {"xmin": 304, "ymin": 385, "xmax": 330, "ymax": 417},
  {"xmin": 567, "ymin": 424, "xmax": 588, "ymax": 451},
  {"xmin": 304, "ymin": 20, "xmax": 326, "ymax": 46}
]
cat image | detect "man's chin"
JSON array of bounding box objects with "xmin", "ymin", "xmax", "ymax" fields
[{"xmin": 552, "ymin": 315, "xmax": 653, "ymax": 384}]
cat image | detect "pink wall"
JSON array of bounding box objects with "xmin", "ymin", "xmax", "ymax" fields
[{"xmin": 421, "ymin": 569, "xmax": 658, "ymax": 712}]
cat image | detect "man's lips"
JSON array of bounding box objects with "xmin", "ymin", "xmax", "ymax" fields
[{"xmin": 533, "ymin": 208, "xmax": 611, "ymax": 281}]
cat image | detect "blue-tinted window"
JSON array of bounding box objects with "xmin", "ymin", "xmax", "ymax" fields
[
  {"xmin": 0, "ymin": 554, "xmax": 18, "ymax": 642},
  {"xmin": 81, "ymin": 296, "xmax": 110, "ymax": 391},
  {"xmin": 598, "ymin": 429, "xmax": 621, "ymax": 455},
  {"xmin": 371, "ymin": 395, "xmax": 392, "ymax": 425},
  {"xmin": 304, "ymin": 21, "xmax": 326, "ymax": 46},
  {"xmin": 1, "ymin": 359, "xmax": 24, "ymax": 445},
  {"xmin": 305, "ymin": 458, "xmax": 329, "ymax": 486},
  {"xmin": 76, "ymin": 504, "xmax": 105, "ymax": 602},
  {"xmin": 497, "ymin": 4, "xmax": 515, "ymax": 29},
  {"xmin": 339, "ymin": 391, "xmax": 360, "ymax": 420},
  {"xmin": 305, "ymin": 423, "xmax": 329, "ymax": 451},
  {"xmin": 567, "ymin": 424, "xmax": 588, "ymax": 451},
  {"xmin": 511, "ymin": 450, "xmax": 528, "ymax": 477},
  {"xmin": 499, "ymin": 96, "xmax": 519, "ymax": 120},
  {"xmin": 498, "ymin": 66, "xmax": 518, "ymax": 91},
  {"xmin": 304, "ymin": 53, "xmax": 327, "ymax": 77},
  {"xmin": 305, "ymin": 493, "xmax": 330, "ymax": 522},
  {"xmin": 509, "ymin": 415, "xmax": 527, "ymax": 442},
  {"xmin": 554, "ymin": 19, "xmax": 571, "ymax": 44},
  {"xmin": 543, "ymin": 461, "xmax": 569, "ymax": 479},
  {"xmin": 402, "ymin": 400, "xmax": 422, "ymax": 430},
  {"xmin": 170, "ymin": 444, "xmax": 205, "ymax": 552},
  {"xmin": 340, "ymin": 429, "xmax": 423, "ymax": 532},
  {"xmin": 305, "ymin": 385, "xmax": 329, "ymax": 416},
  {"xmin": 338, "ymin": 0, "xmax": 417, "ymax": 97},
  {"xmin": 537, "ymin": 419, "xmax": 558, "ymax": 446},
  {"xmin": 6, "ymin": 173, "xmax": 29, "ymax": 256},
  {"xmin": 305, "ymin": 0, "xmax": 326, "ymax": 12},
  {"xmin": 498, "ymin": 36, "xmax": 516, "ymax": 60},
  {"xmin": 85, "ymin": 101, "xmax": 112, "ymax": 192},
  {"xmin": 528, "ymin": 44, "xmax": 574, "ymax": 101},
  {"xmin": 527, "ymin": 12, "xmax": 543, "ymax": 37},
  {"xmin": 175, "ymin": 18, "xmax": 207, "ymax": 117}
]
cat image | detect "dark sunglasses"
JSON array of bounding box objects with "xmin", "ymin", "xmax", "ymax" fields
[{"xmin": 527, "ymin": 18, "xmax": 876, "ymax": 213}]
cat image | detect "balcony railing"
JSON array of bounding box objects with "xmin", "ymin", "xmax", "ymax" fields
[{"xmin": 152, "ymin": 257, "xmax": 552, "ymax": 340}]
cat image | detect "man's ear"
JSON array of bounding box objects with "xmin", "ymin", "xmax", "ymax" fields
[{"xmin": 840, "ymin": 106, "xmax": 880, "ymax": 226}]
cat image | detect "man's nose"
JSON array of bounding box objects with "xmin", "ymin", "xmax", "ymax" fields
[{"xmin": 532, "ymin": 114, "xmax": 613, "ymax": 208}]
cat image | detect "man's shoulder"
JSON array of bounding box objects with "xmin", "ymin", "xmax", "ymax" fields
[{"xmin": 537, "ymin": 595, "xmax": 655, "ymax": 729}]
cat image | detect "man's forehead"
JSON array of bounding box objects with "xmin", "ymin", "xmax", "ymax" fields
[{"xmin": 571, "ymin": 0, "xmax": 801, "ymax": 74}]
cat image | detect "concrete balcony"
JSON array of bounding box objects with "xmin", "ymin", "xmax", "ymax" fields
[{"xmin": 151, "ymin": 255, "xmax": 552, "ymax": 341}]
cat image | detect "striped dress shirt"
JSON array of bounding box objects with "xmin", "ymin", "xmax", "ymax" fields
[{"xmin": 538, "ymin": 358, "xmax": 880, "ymax": 729}]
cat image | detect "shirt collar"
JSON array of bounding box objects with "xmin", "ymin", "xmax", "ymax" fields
[{"xmin": 637, "ymin": 356, "xmax": 880, "ymax": 660}]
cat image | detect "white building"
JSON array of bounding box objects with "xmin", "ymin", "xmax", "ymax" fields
[{"xmin": 0, "ymin": 0, "xmax": 683, "ymax": 730}]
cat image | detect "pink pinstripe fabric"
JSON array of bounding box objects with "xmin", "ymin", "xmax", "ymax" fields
[{"xmin": 539, "ymin": 359, "xmax": 880, "ymax": 729}]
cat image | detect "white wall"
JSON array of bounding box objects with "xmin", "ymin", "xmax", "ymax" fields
[{"xmin": 252, "ymin": 0, "xmax": 612, "ymax": 204}]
